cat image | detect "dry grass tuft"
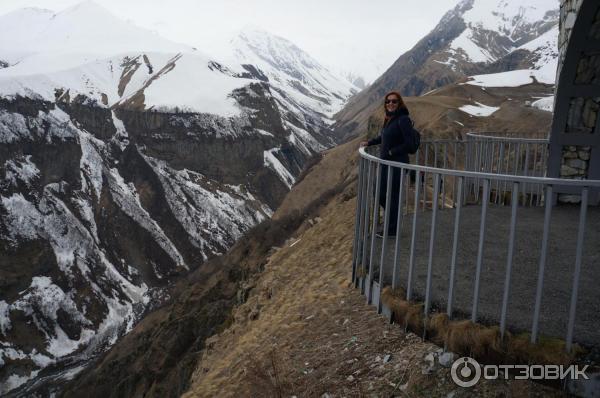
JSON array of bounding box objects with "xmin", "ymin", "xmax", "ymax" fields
[
  {"xmin": 380, "ymin": 288, "xmax": 582, "ymax": 367},
  {"xmin": 506, "ymin": 333, "xmax": 582, "ymax": 366},
  {"xmin": 381, "ymin": 287, "xmax": 424, "ymax": 335}
]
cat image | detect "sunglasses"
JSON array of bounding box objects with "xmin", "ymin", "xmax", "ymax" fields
[{"xmin": 385, "ymin": 99, "xmax": 399, "ymax": 104}]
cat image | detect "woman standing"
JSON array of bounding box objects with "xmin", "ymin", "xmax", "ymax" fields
[{"xmin": 360, "ymin": 91, "xmax": 413, "ymax": 237}]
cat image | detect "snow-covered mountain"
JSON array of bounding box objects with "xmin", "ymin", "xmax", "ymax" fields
[
  {"xmin": 334, "ymin": 0, "xmax": 559, "ymax": 140},
  {"xmin": 221, "ymin": 28, "xmax": 359, "ymax": 117},
  {"xmin": 0, "ymin": 2, "xmax": 356, "ymax": 394}
]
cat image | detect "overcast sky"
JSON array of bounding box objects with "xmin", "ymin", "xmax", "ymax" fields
[{"xmin": 0, "ymin": 0, "xmax": 459, "ymax": 82}]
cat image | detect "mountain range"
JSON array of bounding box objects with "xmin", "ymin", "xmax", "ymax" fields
[
  {"xmin": 0, "ymin": 0, "xmax": 559, "ymax": 395},
  {"xmin": 0, "ymin": 2, "xmax": 357, "ymax": 394},
  {"xmin": 334, "ymin": 0, "xmax": 558, "ymax": 140}
]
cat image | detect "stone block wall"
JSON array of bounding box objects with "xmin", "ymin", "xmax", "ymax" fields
[
  {"xmin": 561, "ymin": 145, "xmax": 591, "ymax": 177},
  {"xmin": 558, "ymin": 0, "xmax": 598, "ymax": 182},
  {"xmin": 557, "ymin": 0, "xmax": 583, "ymax": 78}
]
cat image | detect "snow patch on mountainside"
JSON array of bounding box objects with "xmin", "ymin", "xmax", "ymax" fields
[
  {"xmin": 532, "ymin": 95, "xmax": 554, "ymax": 112},
  {"xmin": 440, "ymin": 0, "xmax": 559, "ymax": 78},
  {"xmin": 460, "ymin": 0, "xmax": 555, "ymax": 41},
  {"xmin": 143, "ymin": 155, "xmax": 270, "ymax": 258},
  {"xmin": 3, "ymin": 155, "xmax": 40, "ymax": 187},
  {"xmin": 465, "ymin": 68, "xmax": 553, "ymax": 87},
  {"xmin": 107, "ymin": 166, "xmax": 187, "ymax": 269},
  {"xmin": 264, "ymin": 147, "xmax": 295, "ymax": 189},
  {"xmin": 223, "ymin": 28, "xmax": 357, "ymax": 117},
  {"xmin": 459, "ymin": 102, "xmax": 499, "ymax": 117},
  {"xmin": 450, "ymin": 29, "xmax": 496, "ymax": 63}
]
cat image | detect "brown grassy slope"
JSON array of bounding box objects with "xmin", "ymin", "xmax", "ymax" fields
[
  {"xmin": 182, "ymin": 138, "xmax": 560, "ymax": 398},
  {"xmin": 335, "ymin": 81, "xmax": 554, "ymax": 142}
]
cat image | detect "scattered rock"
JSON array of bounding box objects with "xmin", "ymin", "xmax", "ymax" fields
[
  {"xmin": 383, "ymin": 354, "xmax": 391, "ymax": 363},
  {"xmin": 439, "ymin": 352, "xmax": 455, "ymax": 368},
  {"xmin": 422, "ymin": 352, "xmax": 437, "ymax": 374},
  {"xmin": 347, "ymin": 375, "xmax": 355, "ymax": 382}
]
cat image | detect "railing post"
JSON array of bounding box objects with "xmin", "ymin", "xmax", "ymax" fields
[
  {"xmin": 367, "ymin": 162, "xmax": 382, "ymax": 304},
  {"xmin": 360, "ymin": 160, "xmax": 374, "ymax": 293},
  {"xmin": 351, "ymin": 157, "xmax": 365, "ymax": 284},
  {"xmin": 424, "ymin": 173, "xmax": 441, "ymax": 318},
  {"xmin": 392, "ymin": 169, "xmax": 406, "ymax": 289},
  {"xmin": 471, "ymin": 179, "xmax": 490, "ymax": 322},
  {"xmin": 378, "ymin": 164, "xmax": 394, "ymax": 313},
  {"xmin": 407, "ymin": 170, "xmax": 421, "ymax": 301},
  {"xmin": 500, "ymin": 182, "xmax": 519, "ymax": 338},
  {"xmin": 447, "ymin": 177, "xmax": 463, "ymax": 318},
  {"xmin": 566, "ymin": 188, "xmax": 589, "ymax": 352},
  {"xmin": 531, "ymin": 184, "xmax": 553, "ymax": 343}
]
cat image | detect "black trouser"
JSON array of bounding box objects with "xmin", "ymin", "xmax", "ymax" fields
[{"xmin": 378, "ymin": 165, "xmax": 403, "ymax": 235}]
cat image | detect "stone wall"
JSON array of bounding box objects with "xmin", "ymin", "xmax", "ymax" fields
[
  {"xmin": 557, "ymin": 0, "xmax": 583, "ymax": 79},
  {"xmin": 557, "ymin": 0, "xmax": 599, "ymax": 182},
  {"xmin": 561, "ymin": 145, "xmax": 591, "ymax": 177}
]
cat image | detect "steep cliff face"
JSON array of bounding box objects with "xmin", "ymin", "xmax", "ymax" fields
[
  {"xmin": 0, "ymin": 95, "xmax": 281, "ymax": 394},
  {"xmin": 0, "ymin": 4, "xmax": 356, "ymax": 393}
]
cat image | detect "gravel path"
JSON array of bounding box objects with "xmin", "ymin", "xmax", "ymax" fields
[{"xmin": 365, "ymin": 204, "xmax": 600, "ymax": 346}]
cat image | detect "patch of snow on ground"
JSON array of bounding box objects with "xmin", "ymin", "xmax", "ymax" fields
[
  {"xmin": 465, "ymin": 69, "xmax": 554, "ymax": 87},
  {"xmin": 532, "ymin": 95, "xmax": 555, "ymax": 112},
  {"xmin": 459, "ymin": 102, "xmax": 499, "ymax": 117}
]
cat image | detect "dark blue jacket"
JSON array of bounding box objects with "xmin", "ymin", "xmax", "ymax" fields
[{"xmin": 367, "ymin": 107, "xmax": 412, "ymax": 163}]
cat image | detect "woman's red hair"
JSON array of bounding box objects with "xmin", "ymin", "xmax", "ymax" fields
[{"xmin": 383, "ymin": 91, "xmax": 408, "ymax": 126}]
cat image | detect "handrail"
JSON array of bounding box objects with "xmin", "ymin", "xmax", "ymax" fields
[
  {"xmin": 466, "ymin": 131, "xmax": 549, "ymax": 142},
  {"xmin": 359, "ymin": 147, "xmax": 600, "ymax": 187},
  {"xmin": 354, "ymin": 140, "xmax": 599, "ymax": 352}
]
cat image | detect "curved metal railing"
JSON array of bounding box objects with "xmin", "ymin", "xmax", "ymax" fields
[{"xmin": 352, "ymin": 139, "xmax": 600, "ymax": 352}]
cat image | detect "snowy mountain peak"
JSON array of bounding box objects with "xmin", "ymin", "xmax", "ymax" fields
[
  {"xmin": 0, "ymin": 0, "xmax": 191, "ymax": 63},
  {"xmin": 441, "ymin": 0, "xmax": 558, "ymax": 67},
  {"xmin": 51, "ymin": 0, "xmax": 118, "ymax": 20},
  {"xmin": 232, "ymin": 27, "xmax": 322, "ymax": 75},
  {"xmin": 460, "ymin": 0, "xmax": 558, "ymax": 43},
  {"xmin": 226, "ymin": 27, "xmax": 357, "ymax": 115}
]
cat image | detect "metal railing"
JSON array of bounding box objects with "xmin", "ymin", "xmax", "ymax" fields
[{"xmin": 352, "ymin": 136, "xmax": 600, "ymax": 352}]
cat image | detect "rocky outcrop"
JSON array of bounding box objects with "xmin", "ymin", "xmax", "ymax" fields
[{"xmin": 0, "ymin": 89, "xmax": 309, "ymax": 394}]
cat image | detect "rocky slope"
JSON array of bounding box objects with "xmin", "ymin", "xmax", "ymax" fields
[
  {"xmin": 334, "ymin": 0, "xmax": 558, "ymax": 140},
  {"xmin": 58, "ymin": 90, "xmax": 555, "ymax": 395},
  {"xmin": 0, "ymin": 2, "xmax": 356, "ymax": 394}
]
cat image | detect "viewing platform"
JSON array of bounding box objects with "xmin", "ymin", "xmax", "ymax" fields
[{"xmin": 352, "ymin": 134, "xmax": 600, "ymax": 352}]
